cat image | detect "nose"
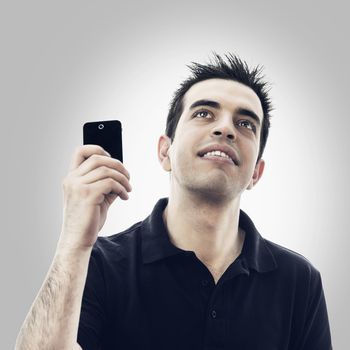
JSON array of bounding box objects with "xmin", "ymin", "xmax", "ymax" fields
[{"xmin": 211, "ymin": 121, "xmax": 236, "ymax": 142}]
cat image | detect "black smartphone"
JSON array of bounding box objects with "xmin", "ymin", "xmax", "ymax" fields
[{"xmin": 83, "ymin": 120, "xmax": 123, "ymax": 162}]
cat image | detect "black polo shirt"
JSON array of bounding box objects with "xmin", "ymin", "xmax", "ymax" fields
[{"xmin": 77, "ymin": 198, "xmax": 332, "ymax": 350}]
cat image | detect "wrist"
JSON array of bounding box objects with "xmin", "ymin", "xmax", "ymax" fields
[{"xmin": 56, "ymin": 235, "xmax": 94, "ymax": 257}]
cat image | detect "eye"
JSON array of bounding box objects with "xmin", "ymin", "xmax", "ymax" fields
[
  {"xmin": 193, "ymin": 110, "xmax": 213, "ymax": 119},
  {"xmin": 237, "ymin": 120, "xmax": 256, "ymax": 133}
]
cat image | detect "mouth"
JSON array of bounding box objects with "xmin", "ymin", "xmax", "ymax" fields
[
  {"xmin": 199, "ymin": 153, "xmax": 235, "ymax": 165},
  {"xmin": 199, "ymin": 155, "xmax": 235, "ymax": 166},
  {"xmin": 197, "ymin": 147, "xmax": 239, "ymax": 166}
]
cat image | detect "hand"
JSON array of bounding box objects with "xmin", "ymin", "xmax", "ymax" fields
[{"xmin": 59, "ymin": 145, "xmax": 132, "ymax": 251}]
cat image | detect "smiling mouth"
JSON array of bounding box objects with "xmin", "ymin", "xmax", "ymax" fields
[
  {"xmin": 197, "ymin": 146, "xmax": 240, "ymax": 166},
  {"xmin": 199, "ymin": 154, "xmax": 237, "ymax": 165}
]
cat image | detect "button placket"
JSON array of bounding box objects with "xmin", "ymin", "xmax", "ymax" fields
[{"xmin": 201, "ymin": 279, "xmax": 209, "ymax": 287}]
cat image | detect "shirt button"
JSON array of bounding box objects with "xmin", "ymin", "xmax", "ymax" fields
[
  {"xmin": 201, "ymin": 279, "xmax": 209, "ymax": 286},
  {"xmin": 211, "ymin": 310, "xmax": 217, "ymax": 319}
]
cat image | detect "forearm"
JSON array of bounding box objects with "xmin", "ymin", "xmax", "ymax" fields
[{"xmin": 15, "ymin": 236, "xmax": 92, "ymax": 350}]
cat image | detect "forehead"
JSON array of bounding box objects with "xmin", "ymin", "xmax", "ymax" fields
[{"xmin": 182, "ymin": 78, "xmax": 264, "ymax": 119}]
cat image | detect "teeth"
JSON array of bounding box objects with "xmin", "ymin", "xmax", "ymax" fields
[{"xmin": 203, "ymin": 150, "xmax": 231, "ymax": 160}]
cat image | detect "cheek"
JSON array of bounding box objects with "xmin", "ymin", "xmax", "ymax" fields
[
  {"xmin": 172, "ymin": 149, "xmax": 193, "ymax": 170},
  {"xmin": 238, "ymin": 140, "xmax": 260, "ymax": 172},
  {"xmin": 240, "ymin": 136, "xmax": 258, "ymax": 154},
  {"xmin": 171, "ymin": 143, "xmax": 197, "ymax": 172},
  {"xmin": 168, "ymin": 140, "xmax": 188, "ymax": 168}
]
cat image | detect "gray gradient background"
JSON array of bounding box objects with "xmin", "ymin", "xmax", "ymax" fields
[{"xmin": 2, "ymin": 1, "xmax": 349, "ymax": 348}]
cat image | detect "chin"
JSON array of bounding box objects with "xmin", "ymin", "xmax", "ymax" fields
[{"xmin": 188, "ymin": 184, "xmax": 235, "ymax": 202}]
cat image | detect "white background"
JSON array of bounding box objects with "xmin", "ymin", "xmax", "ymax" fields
[{"xmin": 2, "ymin": 1, "xmax": 349, "ymax": 348}]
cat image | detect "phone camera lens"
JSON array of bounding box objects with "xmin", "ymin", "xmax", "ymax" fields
[{"xmin": 98, "ymin": 124, "xmax": 104, "ymax": 130}]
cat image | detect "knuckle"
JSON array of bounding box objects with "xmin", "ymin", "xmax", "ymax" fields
[
  {"xmin": 91, "ymin": 153, "xmax": 104, "ymax": 163},
  {"xmin": 107, "ymin": 178, "xmax": 115, "ymax": 186},
  {"xmin": 112, "ymin": 158, "xmax": 122, "ymax": 169},
  {"xmin": 100, "ymin": 165, "xmax": 109, "ymax": 175},
  {"xmin": 75, "ymin": 145, "xmax": 85, "ymax": 156}
]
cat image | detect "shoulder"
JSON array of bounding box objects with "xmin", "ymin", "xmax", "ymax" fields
[
  {"xmin": 90, "ymin": 221, "xmax": 143, "ymax": 264},
  {"xmin": 263, "ymin": 238, "xmax": 321, "ymax": 282}
]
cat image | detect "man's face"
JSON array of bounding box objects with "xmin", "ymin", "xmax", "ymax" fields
[{"xmin": 159, "ymin": 78, "xmax": 265, "ymax": 202}]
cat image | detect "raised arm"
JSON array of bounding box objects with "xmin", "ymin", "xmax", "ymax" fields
[{"xmin": 15, "ymin": 145, "xmax": 132, "ymax": 350}]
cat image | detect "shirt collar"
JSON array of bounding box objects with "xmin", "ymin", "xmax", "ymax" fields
[
  {"xmin": 238, "ymin": 209, "xmax": 277, "ymax": 273},
  {"xmin": 141, "ymin": 198, "xmax": 277, "ymax": 273}
]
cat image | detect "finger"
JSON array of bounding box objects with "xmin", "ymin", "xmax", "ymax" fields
[
  {"xmin": 82, "ymin": 166, "xmax": 132, "ymax": 192},
  {"xmin": 91, "ymin": 178, "xmax": 130, "ymax": 203},
  {"xmin": 69, "ymin": 145, "xmax": 110, "ymax": 172},
  {"xmin": 75, "ymin": 155, "xmax": 130, "ymax": 181}
]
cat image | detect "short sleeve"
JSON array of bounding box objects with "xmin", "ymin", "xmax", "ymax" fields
[
  {"xmin": 297, "ymin": 269, "xmax": 332, "ymax": 350},
  {"xmin": 77, "ymin": 247, "xmax": 108, "ymax": 350}
]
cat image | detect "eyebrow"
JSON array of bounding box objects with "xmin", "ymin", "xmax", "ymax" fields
[
  {"xmin": 237, "ymin": 108, "xmax": 261, "ymax": 126},
  {"xmin": 189, "ymin": 99, "xmax": 221, "ymax": 110},
  {"xmin": 189, "ymin": 99, "xmax": 261, "ymax": 126}
]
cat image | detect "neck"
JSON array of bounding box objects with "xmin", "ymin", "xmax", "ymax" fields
[{"xmin": 162, "ymin": 188, "xmax": 244, "ymax": 279}]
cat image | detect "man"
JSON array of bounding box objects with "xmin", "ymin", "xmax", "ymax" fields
[{"xmin": 15, "ymin": 53, "xmax": 332, "ymax": 349}]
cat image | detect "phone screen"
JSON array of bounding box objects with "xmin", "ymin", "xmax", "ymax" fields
[{"xmin": 83, "ymin": 120, "xmax": 123, "ymax": 162}]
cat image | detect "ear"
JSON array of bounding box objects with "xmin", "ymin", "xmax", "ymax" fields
[
  {"xmin": 158, "ymin": 135, "xmax": 172, "ymax": 172},
  {"xmin": 247, "ymin": 159, "xmax": 265, "ymax": 190}
]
